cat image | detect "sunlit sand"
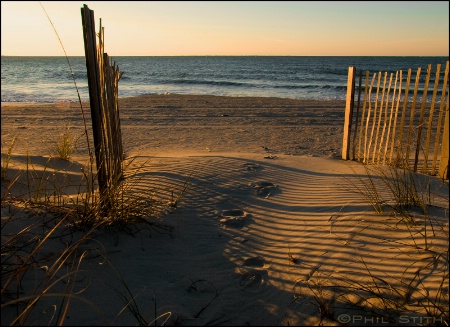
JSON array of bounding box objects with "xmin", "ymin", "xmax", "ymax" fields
[{"xmin": 1, "ymin": 94, "xmax": 448, "ymax": 326}]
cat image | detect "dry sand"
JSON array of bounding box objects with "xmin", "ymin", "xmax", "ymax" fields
[
  {"xmin": 1, "ymin": 94, "xmax": 449, "ymax": 326},
  {"xmin": 1, "ymin": 95, "xmax": 345, "ymax": 159}
]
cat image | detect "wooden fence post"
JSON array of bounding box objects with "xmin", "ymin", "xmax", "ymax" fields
[
  {"xmin": 81, "ymin": 4, "xmax": 109, "ymax": 209},
  {"xmin": 342, "ymin": 66, "xmax": 356, "ymax": 160},
  {"xmin": 81, "ymin": 4, "xmax": 124, "ymax": 209}
]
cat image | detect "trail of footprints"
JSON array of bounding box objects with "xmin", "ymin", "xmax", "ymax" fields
[
  {"xmin": 217, "ymin": 161, "xmax": 279, "ymax": 228},
  {"xmin": 217, "ymin": 161, "xmax": 279, "ymax": 292}
]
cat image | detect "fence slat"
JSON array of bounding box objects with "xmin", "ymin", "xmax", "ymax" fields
[
  {"xmin": 342, "ymin": 66, "xmax": 355, "ymax": 160},
  {"xmin": 389, "ymin": 71, "xmax": 403, "ymax": 164},
  {"xmin": 357, "ymin": 71, "xmax": 370, "ymax": 161},
  {"xmin": 368, "ymin": 72, "xmax": 382, "ymax": 163},
  {"xmin": 432, "ymin": 61, "xmax": 449, "ymax": 175},
  {"xmin": 352, "ymin": 70, "xmax": 363, "ymax": 160},
  {"xmin": 395, "ymin": 69, "xmax": 412, "ymax": 164},
  {"xmin": 388, "ymin": 70, "xmax": 403, "ymax": 164},
  {"xmin": 413, "ymin": 64, "xmax": 431, "ymax": 172},
  {"xmin": 364, "ymin": 73, "xmax": 377, "ymax": 163},
  {"xmin": 372, "ymin": 72, "xmax": 388, "ymax": 163},
  {"xmin": 422, "ymin": 64, "xmax": 442, "ymax": 173},
  {"xmin": 405, "ymin": 67, "xmax": 422, "ymax": 168},
  {"xmin": 378, "ymin": 72, "xmax": 394, "ymax": 163},
  {"xmin": 438, "ymin": 92, "xmax": 449, "ymax": 179},
  {"xmin": 384, "ymin": 71, "xmax": 399, "ymax": 164}
]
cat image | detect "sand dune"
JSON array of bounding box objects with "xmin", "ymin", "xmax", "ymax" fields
[{"xmin": 1, "ymin": 95, "xmax": 448, "ymax": 326}]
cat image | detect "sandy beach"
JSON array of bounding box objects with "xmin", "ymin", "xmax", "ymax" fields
[
  {"xmin": 1, "ymin": 94, "xmax": 449, "ymax": 326},
  {"xmin": 1, "ymin": 95, "xmax": 346, "ymax": 159}
]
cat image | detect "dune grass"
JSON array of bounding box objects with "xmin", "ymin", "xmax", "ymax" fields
[
  {"xmin": 1, "ymin": 135, "xmax": 16, "ymax": 181},
  {"xmin": 0, "ymin": 134, "xmax": 178, "ymax": 325},
  {"xmin": 308, "ymin": 161, "xmax": 449, "ymax": 325},
  {"xmin": 54, "ymin": 123, "xmax": 75, "ymax": 161},
  {"xmin": 1, "ymin": 5, "xmax": 181, "ymax": 325}
]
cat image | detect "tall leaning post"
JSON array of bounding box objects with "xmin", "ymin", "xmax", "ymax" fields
[
  {"xmin": 81, "ymin": 4, "xmax": 109, "ymax": 209},
  {"xmin": 342, "ymin": 66, "xmax": 356, "ymax": 160}
]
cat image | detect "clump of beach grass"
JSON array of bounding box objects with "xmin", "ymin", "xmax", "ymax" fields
[
  {"xmin": 54, "ymin": 123, "xmax": 75, "ymax": 161},
  {"xmin": 1, "ymin": 150, "xmax": 177, "ymax": 325},
  {"xmin": 344, "ymin": 161, "xmax": 448, "ymax": 223},
  {"xmin": 1, "ymin": 135, "xmax": 16, "ymax": 181},
  {"xmin": 329, "ymin": 247, "xmax": 449, "ymax": 325},
  {"xmin": 313, "ymin": 161, "xmax": 450, "ymax": 325},
  {"xmin": 294, "ymin": 210, "xmax": 449, "ymax": 326},
  {"xmin": 285, "ymin": 159, "xmax": 449, "ymax": 325},
  {"xmin": 1, "ymin": 210, "xmax": 104, "ymax": 325},
  {"xmin": 292, "ymin": 275, "xmax": 336, "ymax": 325}
]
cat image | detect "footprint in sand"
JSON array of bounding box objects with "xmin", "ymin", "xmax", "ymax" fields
[
  {"xmin": 249, "ymin": 181, "xmax": 279, "ymax": 197},
  {"xmin": 219, "ymin": 209, "xmax": 251, "ymax": 228},
  {"xmin": 242, "ymin": 162, "xmax": 261, "ymax": 171},
  {"xmin": 243, "ymin": 256, "xmax": 266, "ymax": 267},
  {"xmin": 236, "ymin": 256, "xmax": 270, "ymax": 291}
]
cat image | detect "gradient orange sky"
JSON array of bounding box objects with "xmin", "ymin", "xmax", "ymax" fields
[{"xmin": 1, "ymin": 1, "xmax": 449, "ymax": 56}]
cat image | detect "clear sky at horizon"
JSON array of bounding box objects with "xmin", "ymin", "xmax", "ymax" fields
[{"xmin": 1, "ymin": 1, "xmax": 449, "ymax": 56}]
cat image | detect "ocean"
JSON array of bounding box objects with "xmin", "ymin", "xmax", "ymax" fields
[{"xmin": 1, "ymin": 56, "xmax": 448, "ymax": 104}]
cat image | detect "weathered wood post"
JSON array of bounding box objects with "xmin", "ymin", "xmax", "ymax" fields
[
  {"xmin": 342, "ymin": 66, "xmax": 356, "ymax": 160},
  {"xmin": 81, "ymin": 4, "xmax": 109, "ymax": 209},
  {"xmin": 81, "ymin": 5, "xmax": 124, "ymax": 211}
]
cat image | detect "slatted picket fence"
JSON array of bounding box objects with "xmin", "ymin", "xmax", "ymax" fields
[{"xmin": 342, "ymin": 61, "xmax": 449, "ymax": 180}]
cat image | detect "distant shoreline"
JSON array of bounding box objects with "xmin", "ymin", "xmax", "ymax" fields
[
  {"xmin": 3, "ymin": 56, "xmax": 447, "ymax": 104},
  {"xmin": 2, "ymin": 55, "xmax": 448, "ymax": 57},
  {"xmin": 1, "ymin": 94, "xmax": 346, "ymax": 159}
]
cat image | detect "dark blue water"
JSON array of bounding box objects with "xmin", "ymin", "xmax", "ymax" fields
[{"xmin": 1, "ymin": 56, "xmax": 448, "ymax": 103}]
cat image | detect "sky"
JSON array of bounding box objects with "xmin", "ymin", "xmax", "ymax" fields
[{"xmin": 1, "ymin": 1, "xmax": 449, "ymax": 56}]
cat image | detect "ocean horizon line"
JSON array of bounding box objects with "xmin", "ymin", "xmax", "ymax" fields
[
  {"xmin": 2, "ymin": 56, "xmax": 447, "ymax": 104},
  {"xmin": 2, "ymin": 54, "xmax": 448, "ymax": 58}
]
